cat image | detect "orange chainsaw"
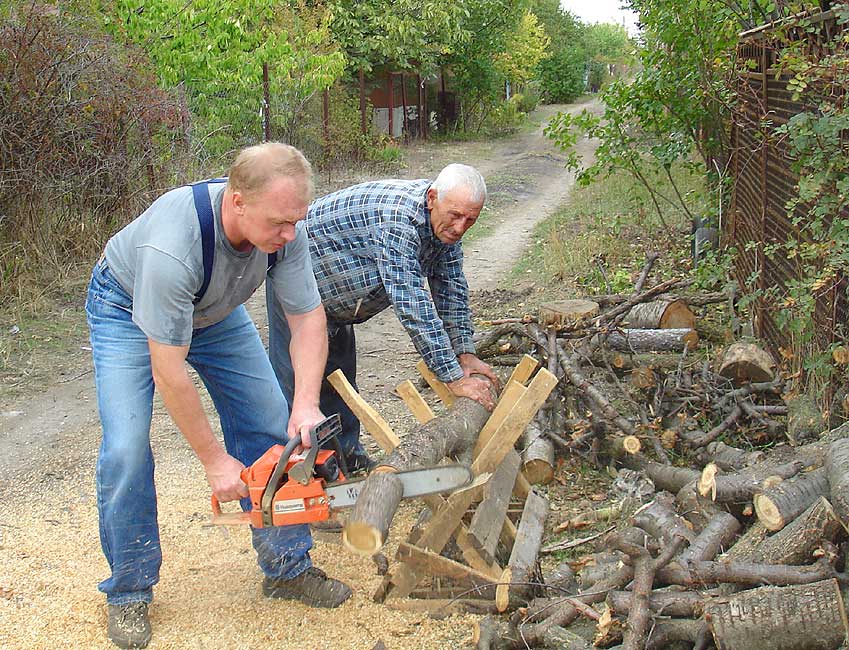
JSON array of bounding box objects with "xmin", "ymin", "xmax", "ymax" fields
[{"xmin": 211, "ymin": 414, "xmax": 471, "ymax": 528}]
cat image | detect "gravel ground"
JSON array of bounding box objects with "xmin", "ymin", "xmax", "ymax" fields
[{"xmin": 0, "ymin": 100, "xmax": 599, "ymax": 649}]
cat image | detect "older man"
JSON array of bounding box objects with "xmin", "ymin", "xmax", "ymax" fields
[
  {"xmin": 266, "ymin": 164, "xmax": 498, "ymax": 473},
  {"xmin": 86, "ymin": 143, "xmax": 351, "ymax": 649}
]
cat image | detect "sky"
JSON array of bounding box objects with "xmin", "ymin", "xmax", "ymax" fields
[{"xmin": 560, "ymin": 0, "xmax": 640, "ymax": 35}]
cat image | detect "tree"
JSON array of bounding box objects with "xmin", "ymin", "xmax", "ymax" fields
[{"xmin": 102, "ymin": 0, "xmax": 345, "ymax": 155}]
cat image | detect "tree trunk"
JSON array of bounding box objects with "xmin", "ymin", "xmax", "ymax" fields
[
  {"xmin": 539, "ymin": 299, "xmax": 599, "ymax": 329},
  {"xmin": 826, "ymin": 439, "xmax": 849, "ymax": 521},
  {"xmin": 521, "ymin": 420, "xmax": 554, "ymax": 485},
  {"xmin": 700, "ymin": 441, "xmax": 766, "ymax": 471},
  {"xmin": 607, "ymin": 590, "xmax": 706, "ymax": 617},
  {"xmin": 753, "ymin": 467, "xmax": 830, "ymax": 531},
  {"xmin": 625, "ymin": 299, "xmax": 696, "ymax": 329},
  {"xmin": 753, "ymin": 497, "xmax": 843, "ymax": 565},
  {"xmin": 343, "ymin": 396, "xmax": 490, "ymax": 555},
  {"xmin": 786, "ymin": 393, "xmax": 825, "ymax": 445},
  {"xmin": 707, "ymin": 579, "xmax": 848, "ymax": 650},
  {"xmin": 597, "ymin": 328, "xmax": 699, "ymax": 353},
  {"xmin": 717, "ymin": 342, "xmax": 776, "ymax": 386}
]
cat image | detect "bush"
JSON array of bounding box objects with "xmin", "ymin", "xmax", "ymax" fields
[{"xmin": 0, "ymin": 2, "xmax": 183, "ymax": 305}]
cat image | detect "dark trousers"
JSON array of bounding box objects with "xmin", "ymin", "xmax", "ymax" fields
[{"xmin": 266, "ymin": 290, "xmax": 365, "ymax": 458}]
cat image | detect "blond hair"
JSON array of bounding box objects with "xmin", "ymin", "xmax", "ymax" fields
[{"xmin": 227, "ymin": 142, "xmax": 314, "ymax": 202}]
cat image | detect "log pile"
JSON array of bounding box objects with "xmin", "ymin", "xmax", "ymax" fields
[
  {"xmin": 328, "ymin": 258, "xmax": 849, "ymax": 648},
  {"xmin": 459, "ymin": 263, "xmax": 849, "ymax": 649}
]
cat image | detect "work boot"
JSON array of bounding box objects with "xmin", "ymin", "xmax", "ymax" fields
[
  {"xmin": 262, "ymin": 567, "xmax": 352, "ymax": 608},
  {"xmin": 107, "ymin": 602, "xmax": 152, "ymax": 649},
  {"xmin": 344, "ymin": 449, "xmax": 377, "ymax": 477}
]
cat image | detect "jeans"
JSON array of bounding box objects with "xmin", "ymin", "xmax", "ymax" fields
[
  {"xmin": 86, "ymin": 260, "xmax": 312, "ymax": 605},
  {"xmin": 266, "ymin": 289, "xmax": 365, "ymax": 459}
]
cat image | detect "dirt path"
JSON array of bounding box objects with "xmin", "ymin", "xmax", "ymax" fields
[{"xmin": 0, "ymin": 101, "xmax": 598, "ymax": 650}]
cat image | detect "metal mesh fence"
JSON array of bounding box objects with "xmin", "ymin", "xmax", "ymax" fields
[{"xmin": 728, "ymin": 12, "xmax": 848, "ymax": 361}]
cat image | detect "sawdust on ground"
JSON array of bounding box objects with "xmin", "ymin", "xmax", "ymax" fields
[{"xmin": 0, "ymin": 101, "xmax": 600, "ymax": 649}]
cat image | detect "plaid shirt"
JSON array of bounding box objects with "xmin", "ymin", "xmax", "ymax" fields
[{"xmin": 307, "ymin": 179, "xmax": 475, "ymax": 382}]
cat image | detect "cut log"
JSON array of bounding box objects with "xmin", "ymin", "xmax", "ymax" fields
[
  {"xmin": 786, "ymin": 393, "xmax": 826, "ymax": 445},
  {"xmin": 342, "ymin": 469, "xmax": 405, "ymax": 555},
  {"xmin": 754, "ymin": 467, "xmax": 830, "ymax": 531},
  {"xmin": 827, "ymin": 438, "xmax": 849, "ymax": 522},
  {"xmin": 700, "ymin": 441, "xmax": 766, "ymax": 471},
  {"xmin": 539, "ymin": 299, "xmax": 599, "ymax": 329},
  {"xmin": 625, "ymin": 299, "xmax": 696, "ymax": 330},
  {"xmin": 629, "ymin": 366, "xmax": 656, "ymax": 389},
  {"xmin": 343, "ymin": 395, "xmax": 490, "ymax": 555},
  {"xmin": 632, "ymin": 492, "xmax": 696, "ymax": 544},
  {"xmin": 676, "ymin": 479, "xmax": 725, "ymax": 532},
  {"xmin": 597, "ymin": 328, "xmax": 699, "ymax": 352},
  {"xmin": 706, "ymin": 579, "xmax": 849, "ymax": 650},
  {"xmin": 717, "ymin": 342, "xmax": 776, "ymax": 386},
  {"xmin": 723, "ymin": 521, "xmax": 769, "ymax": 561},
  {"xmin": 608, "ymin": 589, "xmax": 706, "ymax": 618},
  {"xmin": 521, "ymin": 420, "xmax": 554, "ymax": 485},
  {"xmin": 753, "ymin": 497, "xmax": 844, "ymax": 565},
  {"xmin": 678, "ymin": 511, "xmax": 741, "ymax": 564},
  {"xmin": 618, "ymin": 452, "xmax": 701, "ymax": 493},
  {"xmin": 698, "ymin": 459, "xmax": 807, "ymax": 504}
]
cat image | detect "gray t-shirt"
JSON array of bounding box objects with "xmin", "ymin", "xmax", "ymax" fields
[{"xmin": 104, "ymin": 182, "xmax": 320, "ymax": 346}]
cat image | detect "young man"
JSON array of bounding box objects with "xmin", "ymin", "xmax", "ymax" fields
[
  {"xmin": 266, "ymin": 164, "xmax": 498, "ymax": 473},
  {"xmin": 86, "ymin": 143, "xmax": 350, "ymax": 649}
]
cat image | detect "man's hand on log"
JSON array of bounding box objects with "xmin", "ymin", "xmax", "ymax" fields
[
  {"xmin": 448, "ymin": 375, "xmax": 496, "ymax": 411},
  {"xmin": 458, "ymin": 353, "xmax": 501, "ymax": 391}
]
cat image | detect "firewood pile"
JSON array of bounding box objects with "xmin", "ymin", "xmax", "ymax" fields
[{"xmin": 463, "ymin": 265, "xmax": 849, "ymax": 649}]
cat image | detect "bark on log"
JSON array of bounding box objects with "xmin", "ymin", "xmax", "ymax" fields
[
  {"xmin": 625, "ymin": 299, "xmax": 696, "ymax": 330},
  {"xmin": 632, "ymin": 492, "xmax": 696, "ymax": 544},
  {"xmin": 827, "ymin": 438, "xmax": 849, "ymax": 522},
  {"xmin": 592, "ymin": 290, "xmax": 729, "ymax": 308},
  {"xmin": 645, "ymin": 619, "xmax": 707, "ymax": 650},
  {"xmin": 608, "ymin": 534, "xmax": 686, "ymax": 650},
  {"xmin": 786, "ymin": 393, "xmax": 826, "ymax": 445},
  {"xmin": 679, "ymin": 512, "xmax": 741, "ymax": 564},
  {"xmin": 706, "ymin": 579, "xmax": 849, "ymax": 650},
  {"xmin": 343, "ymin": 396, "xmax": 490, "ymax": 555},
  {"xmin": 676, "ymin": 479, "xmax": 726, "ymax": 532},
  {"xmin": 752, "ymin": 497, "xmax": 843, "ymax": 565},
  {"xmin": 723, "ymin": 521, "xmax": 769, "ymax": 562},
  {"xmin": 700, "ymin": 441, "xmax": 766, "ymax": 471},
  {"xmin": 616, "ymin": 452, "xmax": 701, "ymax": 494},
  {"xmin": 754, "ymin": 467, "xmax": 830, "ymax": 531},
  {"xmin": 608, "ymin": 589, "xmax": 706, "ymax": 617},
  {"xmin": 342, "ymin": 470, "xmax": 405, "ymax": 555},
  {"xmin": 669, "ymin": 557, "xmax": 837, "ymax": 588},
  {"xmin": 521, "ymin": 421, "xmax": 554, "ymax": 485},
  {"xmin": 597, "ymin": 328, "xmax": 699, "ymax": 353},
  {"xmin": 717, "ymin": 342, "xmax": 776, "ymax": 386},
  {"xmin": 699, "ymin": 460, "xmax": 807, "ymax": 504}
]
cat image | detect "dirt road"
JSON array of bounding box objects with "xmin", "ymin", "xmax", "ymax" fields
[{"xmin": 0, "ymin": 100, "xmax": 597, "ymax": 649}]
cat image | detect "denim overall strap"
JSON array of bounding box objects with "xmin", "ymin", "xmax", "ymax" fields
[{"xmin": 191, "ymin": 178, "xmax": 280, "ymax": 303}]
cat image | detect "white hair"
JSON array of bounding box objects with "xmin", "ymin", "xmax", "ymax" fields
[{"xmin": 431, "ymin": 164, "xmax": 487, "ymax": 204}]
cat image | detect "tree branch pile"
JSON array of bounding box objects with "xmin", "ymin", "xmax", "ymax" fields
[{"xmin": 464, "ymin": 267, "xmax": 849, "ymax": 649}]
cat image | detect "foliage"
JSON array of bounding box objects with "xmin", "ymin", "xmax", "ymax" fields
[
  {"xmin": 497, "ymin": 11, "xmax": 550, "ymax": 86},
  {"xmin": 102, "ymin": 0, "xmax": 345, "ymax": 158},
  {"xmin": 529, "ymin": 0, "xmax": 587, "ymax": 101},
  {"xmin": 327, "ymin": 0, "xmax": 463, "ymax": 74},
  {"xmin": 0, "ymin": 1, "xmax": 181, "ymax": 304}
]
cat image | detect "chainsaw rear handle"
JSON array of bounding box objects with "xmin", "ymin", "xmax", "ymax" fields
[{"xmin": 210, "ymin": 432, "xmax": 303, "ymax": 520}]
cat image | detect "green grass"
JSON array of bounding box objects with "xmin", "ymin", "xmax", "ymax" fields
[{"xmin": 510, "ymin": 160, "xmax": 709, "ymax": 300}]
